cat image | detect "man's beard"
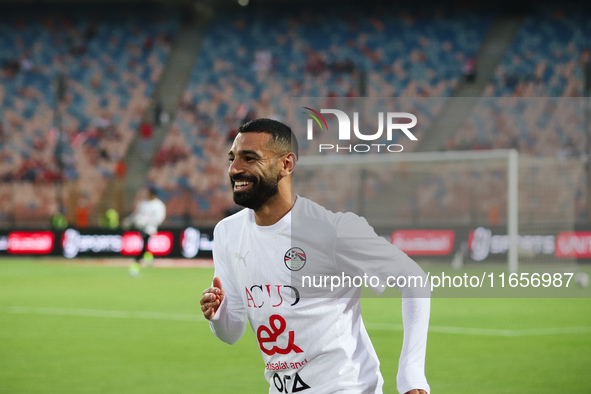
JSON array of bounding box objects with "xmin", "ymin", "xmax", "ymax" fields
[{"xmin": 231, "ymin": 173, "xmax": 279, "ymax": 210}]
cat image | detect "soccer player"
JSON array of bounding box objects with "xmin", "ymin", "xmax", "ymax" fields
[
  {"xmin": 123, "ymin": 186, "xmax": 166, "ymax": 276},
  {"xmin": 200, "ymin": 119, "xmax": 430, "ymax": 393}
]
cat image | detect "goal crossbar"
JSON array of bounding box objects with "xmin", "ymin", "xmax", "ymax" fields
[{"xmin": 297, "ymin": 149, "xmax": 519, "ymax": 273}]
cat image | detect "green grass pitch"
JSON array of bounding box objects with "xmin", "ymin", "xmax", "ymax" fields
[{"xmin": 1, "ymin": 259, "xmax": 590, "ymax": 393}]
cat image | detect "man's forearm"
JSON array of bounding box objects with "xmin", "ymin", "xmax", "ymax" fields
[
  {"xmin": 209, "ymin": 297, "xmax": 247, "ymax": 345},
  {"xmin": 397, "ymin": 296, "xmax": 430, "ymax": 394}
]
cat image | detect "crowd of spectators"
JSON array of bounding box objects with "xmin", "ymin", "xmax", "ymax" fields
[
  {"xmin": 3, "ymin": 2, "xmax": 590, "ymax": 227},
  {"xmin": 431, "ymin": 4, "xmax": 591, "ymax": 223},
  {"xmin": 0, "ymin": 3, "xmax": 179, "ymax": 226}
]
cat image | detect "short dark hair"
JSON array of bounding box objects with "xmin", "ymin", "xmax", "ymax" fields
[
  {"xmin": 238, "ymin": 118, "xmax": 299, "ymax": 159},
  {"xmin": 148, "ymin": 186, "xmax": 158, "ymax": 197}
]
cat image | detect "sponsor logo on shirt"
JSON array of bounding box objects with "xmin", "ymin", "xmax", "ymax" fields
[
  {"xmin": 245, "ymin": 284, "xmax": 300, "ymax": 308},
  {"xmin": 257, "ymin": 314, "xmax": 303, "ymax": 356}
]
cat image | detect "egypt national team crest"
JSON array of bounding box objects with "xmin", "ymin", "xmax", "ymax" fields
[{"xmin": 284, "ymin": 247, "xmax": 306, "ymax": 271}]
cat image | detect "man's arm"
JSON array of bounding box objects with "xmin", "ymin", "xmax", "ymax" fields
[
  {"xmin": 397, "ymin": 294, "xmax": 430, "ymax": 394},
  {"xmin": 201, "ymin": 276, "xmax": 247, "ymax": 344},
  {"xmin": 393, "ymin": 253, "xmax": 431, "ymax": 394},
  {"xmin": 336, "ymin": 213, "xmax": 431, "ymax": 394},
  {"xmin": 201, "ymin": 225, "xmax": 247, "ymax": 345},
  {"xmin": 155, "ymin": 200, "xmax": 166, "ymax": 226}
]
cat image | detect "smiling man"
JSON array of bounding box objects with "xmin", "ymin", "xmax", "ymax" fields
[{"xmin": 200, "ymin": 118, "xmax": 430, "ymax": 394}]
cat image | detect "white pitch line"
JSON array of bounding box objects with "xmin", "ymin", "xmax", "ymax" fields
[
  {"xmin": 364, "ymin": 322, "xmax": 591, "ymax": 337},
  {"xmin": 0, "ymin": 306, "xmax": 204, "ymax": 322},
  {"xmin": 2, "ymin": 306, "xmax": 590, "ymax": 337}
]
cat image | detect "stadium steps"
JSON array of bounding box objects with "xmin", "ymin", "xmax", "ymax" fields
[
  {"xmin": 92, "ymin": 6, "xmax": 212, "ymax": 221},
  {"xmin": 416, "ymin": 13, "xmax": 525, "ymax": 153}
]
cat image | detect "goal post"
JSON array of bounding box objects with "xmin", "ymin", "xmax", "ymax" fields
[
  {"xmin": 507, "ymin": 149, "xmax": 518, "ymax": 273},
  {"xmin": 294, "ymin": 149, "xmax": 580, "ymax": 273}
]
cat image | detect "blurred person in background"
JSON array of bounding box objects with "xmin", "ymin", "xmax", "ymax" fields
[
  {"xmin": 123, "ymin": 187, "xmax": 166, "ymax": 277},
  {"xmin": 50, "ymin": 209, "xmax": 68, "ymax": 230},
  {"xmin": 99, "ymin": 208, "xmax": 119, "ymax": 230}
]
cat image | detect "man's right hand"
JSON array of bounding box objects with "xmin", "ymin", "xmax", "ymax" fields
[{"xmin": 200, "ymin": 277, "xmax": 225, "ymax": 320}]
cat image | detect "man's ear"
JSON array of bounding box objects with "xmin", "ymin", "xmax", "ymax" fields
[{"xmin": 279, "ymin": 152, "xmax": 297, "ymax": 177}]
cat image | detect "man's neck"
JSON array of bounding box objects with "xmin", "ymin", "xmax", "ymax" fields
[{"xmin": 253, "ymin": 191, "xmax": 296, "ymax": 226}]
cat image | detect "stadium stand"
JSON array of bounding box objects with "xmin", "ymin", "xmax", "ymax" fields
[
  {"xmin": 1, "ymin": 1, "xmax": 589, "ymax": 228},
  {"xmin": 451, "ymin": 3, "xmax": 591, "ymax": 155},
  {"xmin": 0, "ymin": 4, "xmax": 179, "ymax": 226},
  {"xmin": 488, "ymin": 3, "xmax": 591, "ymax": 97},
  {"xmin": 444, "ymin": 3, "xmax": 591, "ymax": 223}
]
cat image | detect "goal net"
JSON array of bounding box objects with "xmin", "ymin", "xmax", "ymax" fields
[{"xmin": 293, "ymin": 150, "xmax": 585, "ymax": 272}]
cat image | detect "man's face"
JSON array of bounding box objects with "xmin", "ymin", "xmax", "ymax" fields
[{"xmin": 228, "ymin": 132, "xmax": 282, "ymax": 210}]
